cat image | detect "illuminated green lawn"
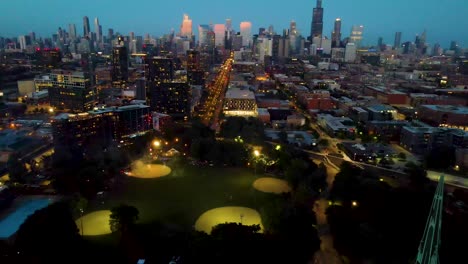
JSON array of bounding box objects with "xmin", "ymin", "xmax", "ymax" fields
[{"xmin": 94, "ymin": 166, "xmax": 267, "ymax": 233}]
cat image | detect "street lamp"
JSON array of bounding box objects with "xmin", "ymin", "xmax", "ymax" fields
[
  {"xmin": 253, "ymin": 150, "xmax": 260, "ymax": 177},
  {"xmin": 153, "ymin": 140, "xmax": 161, "ymax": 148},
  {"xmin": 80, "ymin": 209, "xmax": 84, "ymax": 236}
]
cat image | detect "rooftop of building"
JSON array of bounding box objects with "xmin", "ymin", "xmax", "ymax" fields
[
  {"xmin": 366, "ymin": 85, "xmax": 405, "ymax": 95},
  {"xmin": 225, "ymin": 88, "xmax": 255, "ymax": 100},
  {"xmin": 367, "ymin": 104, "xmax": 397, "ymax": 112},
  {"xmin": 421, "ymin": 105, "xmax": 468, "ymax": 114}
]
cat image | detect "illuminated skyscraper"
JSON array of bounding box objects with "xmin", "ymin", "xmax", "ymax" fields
[
  {"xmin": 180, "ymin": 14, "xmax": 193, "ymax": 38},
  {"xmin": 332, "ymin": 18, "xmax": 341, "ymax": 47},
  {"xmin": 240, "ymin": 21, "xmax": 252, "ymax": 47},
  {"xmin": 310, "ymin": 0, "xmax": 324, "ymax": 39},
  {"xmin": 349, "ymin": 25, "xmax": 364, "ymax": 48},
  {"xmin": 111, "ymin": 36, "xmax": 129, "ymax": 85},
  {"xmin": 213, "ymin": 24, "xmax": 226, "ymax": 46},
  {"xmin": 83, "ymin": 16, "xmax": 90, "ymax": 37}
]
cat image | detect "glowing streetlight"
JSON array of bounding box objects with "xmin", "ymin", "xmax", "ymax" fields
[
  {"xmin": 48, "ymin": 108, "xmax": 54, "ymax": 113},
  {"xmin": 254, "ymin": 150, "xmax": 260, "ymax": 157},
  {"xmin": 352, "ymin": 201, "xmax": 358, "ymax": 207},
  {"xmin": 153, "ymin": 140, "xmax": 161, "ymax": 148}
]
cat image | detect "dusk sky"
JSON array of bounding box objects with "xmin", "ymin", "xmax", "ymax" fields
[{"xmin": 1, "ymin": 0, "xmax": 467, "ymax": 48}]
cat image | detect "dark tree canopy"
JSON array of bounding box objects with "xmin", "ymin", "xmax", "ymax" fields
[
  {"xmin": 15, "ymin": 202, "xmax": 82, "ymax": 263},
  {"xmin": 110, "ymin": 204, "xmax": 139, "ymax": 233}
]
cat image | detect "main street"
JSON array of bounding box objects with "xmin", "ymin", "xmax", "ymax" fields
[{"xmin": 200, "ymin": 53, "xmax": 234, "ymax": 131}]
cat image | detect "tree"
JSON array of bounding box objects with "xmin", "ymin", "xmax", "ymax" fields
[
  {"xmin": 7, "ymin": 153, "xmax": 28, "ymax": 183},
  {"xmin": 15, "ymin": 202, "xmax": 82, "ymax": 263},
  {"xmin": 109, "ymin": 204, "xmax": 139, "ymax": 233}
]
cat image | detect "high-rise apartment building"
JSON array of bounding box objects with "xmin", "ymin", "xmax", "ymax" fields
[
  {"xmin": 332, "ymin": 18, "xmax": 342, "ymax": 48},
  {"xmin": 83, "ymin": 16, "xmax": 90, "ymax": 38},
  {"xmin": 35, "ymin": 70, "xmax": 96, "ymax": 112},
  {"xmin": 111, "ymin": 36, "xmax": 129, "ymax": 85},
  {"xmin": 310, "ymin": 0, "xmax": 324, "ymax": 39},
  {"xmin": 240, "ymin": 22, "xmax": 252, "ymax": 47}
]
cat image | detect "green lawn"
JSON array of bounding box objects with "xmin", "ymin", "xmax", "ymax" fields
[{"xmin": 92, "ymin": 165, "xmax": 267, "ymax": 232}]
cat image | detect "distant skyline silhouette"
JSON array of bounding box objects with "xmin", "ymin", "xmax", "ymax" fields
[{"xmin": 1, "ymin": 0, "xmax": 467, "ymax": 48}]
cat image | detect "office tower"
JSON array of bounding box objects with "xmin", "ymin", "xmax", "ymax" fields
[
  {"xmin": 180, "ymin": 14, "xmax": 193, "ymax": 38},
  {"xmin": 394, "ymin": 32, "xmax": 402, "ymax": 49},
  {"xmin": 69, "ymin": 24, "xmax": 77, "ymax": 40},
  {"xmin": 94, "ymin": 18, "xmax": 102, "ymax": 43},
  {"xmin": 226, "ymin": 19, "xmax": 232, "ymax": 32},
  {"xmin": 129, "ymin": 32, "xmax": 135, "ymax": 40},
  {"xmin": 450, "ymin": 41, "xmax": 458, "ymax": 51},
  {"xmin": 198, "ymin": 25, "xmax": 210, "ymax": 47},
  {"xmin": 278, "ymin": 36, "xmax": 289, "ymax": 58},
  {"xmin": 29, "ymin": 32, "xmax": 36, "ymax": 42},
  {"xmin": 36, "ymin": 70, "xmax": 96, "ymax": 112},
  {"xmin": 111, "ymin": 36, "xmax": 129, "ymax": 85},
  {"xmin": 268, "ymin": 25, "xmax": 274, "ymax": 35},
  {"xmin": 345, "ymin": 43, "xmax": 357, "ymax": 62},
  {"xmin": 432, "ymin": 43, "xmax": 442, "ymax": 56},
  {"xmin": 378, "ymin": 37, "xmax": 383, "ymax": 49},
  {"xmin": 259, "ymin": 28, "xmax": 266, "ymax": 36},
  {"xmin": 310, "ymin": 0, "xmax": 324, "ymax": 39},
  {"xmin": 213, "ymin": 24, "xmax": 226, "ymax": 46},
  {"xmin": 349, "ymin": 25, "xmax": 364, "ymax": 48},
  {"xmin": 232, "ymin": 34, "xmax": 243, "ymax": 50},
  {"xmin": 83, "ymin": 16, "xmax": 90, "ymax": 37},
  {"xmin": 240, "ymin": 21, "xmax": 252, "ymax": 47},
  {"xmin": 332, "ymin": 18, "xmax": 341, "ymax": 47},
  {"xmin": 108, "ymin": 29, "xmax": 114, "ymax": 41},
  {"xmin": 18, "ymin": 35, "xmax": 28, "ymax": 50},
  {"xmin": 289, "ymin": 20, "xmax": 298, "ymax": 53}
]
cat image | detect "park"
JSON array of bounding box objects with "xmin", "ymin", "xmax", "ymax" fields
[{"xmin": 75, "ymin": 160, "xmax": 292, "ymax": 240}]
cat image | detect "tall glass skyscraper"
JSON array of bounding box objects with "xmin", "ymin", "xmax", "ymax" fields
[
  {"xmin": 310, "ymin": 0, "xmax": 324, "ymax": 39},
  {"xmin": 83, "ymin": 16, "xmax": 90, "ymax": 38}
]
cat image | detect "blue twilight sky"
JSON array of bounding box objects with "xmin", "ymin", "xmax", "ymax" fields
[{"xmin": 1, "ymin": 0, "xmax": 467, "ymax": 48}]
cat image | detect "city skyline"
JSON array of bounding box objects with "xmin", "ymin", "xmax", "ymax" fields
[{"xmin": 1, "ymin": 0, "xmax": 468, "ymax": 48}]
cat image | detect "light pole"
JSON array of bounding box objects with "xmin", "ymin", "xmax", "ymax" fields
[
  {"xmin": 253, "ymin": 150, "xmax": 260, "ymax": 177},
  {"xmin": 80, "ymin": 209, "xmax": 84, "ymax": 236}
]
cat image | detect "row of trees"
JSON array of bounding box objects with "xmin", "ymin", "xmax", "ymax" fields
[{"xmin": 327, "ymin": 161, "xmax": 434, "ymax": 263}]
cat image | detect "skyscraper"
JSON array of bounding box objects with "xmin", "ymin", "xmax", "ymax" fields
[
  {"xmin": 310, "ymin": 0, "xmax": 324, "ymax": 39},
  {"xmin": 83, "ymin": 16, "xmax": 90, "ymax": 38},
  {"xmin": 394, "ymin": 32, "xmax": 402, "ymax": 49},
  {"xmin": 332, "ymin": 18, "xmax": 342, "ymax": 48},
  {"xmin": 213, "ymin": 24, "xmax": 226, "ymax": 46},
  {"xmin": 225, "ymin": 19, "xmax": 232, "ymax": 32},
  {"xmin": 349, "ymin": 25, "xmax": 364, "ymax": 48},
  {"xmin": 180, "ymin": 14, "xmax": 193, "ymax": 38},
  {"xmin": 94, "ymin": 18, "xmax": 102, "ymax": 43},
  {"xmin": 69, "ymin": 24, "xmax": 77, "ymax": 40},
  {"xmin": 240, "ymin": 22, "xmax": 252, "ymax": 47},
  {"xmin": 111, "ymin": 36, "xmax": 129, "ymax": 85},
  {"xmin": 198, "ymin": 25, "xmax": 210, "ymax": 47}
]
